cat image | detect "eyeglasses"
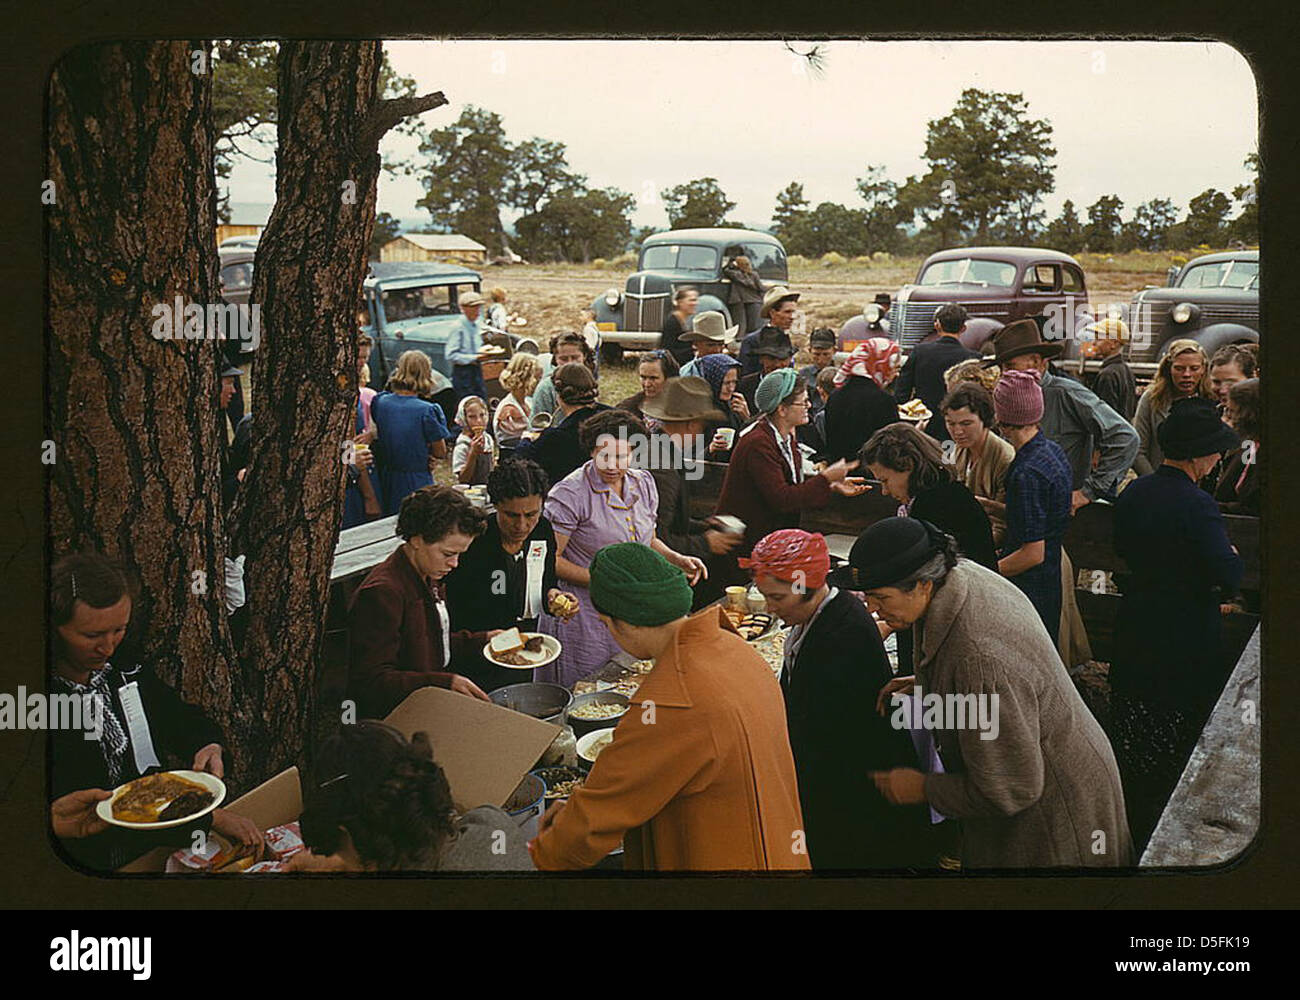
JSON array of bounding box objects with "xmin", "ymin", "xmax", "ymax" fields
[{"xmin": 784, "ymin": 398, "xmax": 812, "ymax": 409}]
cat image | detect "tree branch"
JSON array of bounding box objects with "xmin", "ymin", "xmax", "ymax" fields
[{"xmin": 359, "ymin": 91, "xmax": 448, "ymax": 149}]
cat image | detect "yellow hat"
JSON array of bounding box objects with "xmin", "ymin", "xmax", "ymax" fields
[{"xmin": 1084, "ymin": 316, "xmax": 1130, "ymax": 342}]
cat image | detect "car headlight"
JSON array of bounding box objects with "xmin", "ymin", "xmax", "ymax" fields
[
  {"xmin": 863, "ymin": 303, "xmax": 882, "ymax": 323},
  {"xmin": 604, "ymin": 289, "xmax": 621, "ymax": 308},
  {"xmin": 1172, "ymin": 302, "xmax": 1194, "ymax": 324}
]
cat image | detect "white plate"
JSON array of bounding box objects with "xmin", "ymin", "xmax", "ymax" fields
[
  {"xmin": 97, "ymin": 770, "xmax": 227, "ymax": 830},
  {"xmin": 576, "ymin": 727, "xmax": 617, "ymax": 764},
  {"xmin": 482, "ymin": 632, "xmax": 562, "ymax": 670}
]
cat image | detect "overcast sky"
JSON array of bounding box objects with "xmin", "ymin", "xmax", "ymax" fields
[{"xmin": 226, "ymin": 39, "xmax": 1258, "ymax": 231}]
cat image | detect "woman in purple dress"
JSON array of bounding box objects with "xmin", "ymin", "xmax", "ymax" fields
[
  {"xmin": 535, "ymin": 409, "xmax": 707, "ymax": 688},
  {"xmin": 371, "ymin": 351, "xmax": 454, "ymax": 516}
]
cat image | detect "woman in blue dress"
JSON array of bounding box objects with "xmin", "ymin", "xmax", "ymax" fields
[{"xmin": 371, "ymin": 351, "xmax": 454, "ymax": 516}]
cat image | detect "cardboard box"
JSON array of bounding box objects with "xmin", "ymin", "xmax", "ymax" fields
[{"xmin": 119, "ymin": 685, "xmax": 559, "ymax": 872}]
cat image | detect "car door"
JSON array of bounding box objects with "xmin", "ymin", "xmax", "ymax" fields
[{"xmin": 1018, "ymin": 261, "xmax": 1064, "ymax": 327}]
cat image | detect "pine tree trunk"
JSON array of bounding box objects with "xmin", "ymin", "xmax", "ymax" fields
[
  {"xmin": 232, "ymin": 42, "xmax": 447, "ymax": 784},
  {"xmin": 46, "ymin": 43, "xmax": 241, "ymax": 713}
]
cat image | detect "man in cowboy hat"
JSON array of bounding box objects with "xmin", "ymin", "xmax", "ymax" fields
[
  {"xmin": 642, "ymin": 377, "xmax": 743, "ymax": 606},
  {"xmin": 739, "ymin": 285, "xmax": 800, "ymax": 378},
  {"xmin": 1082, "ymin": 316, "xmax": 1137, "ymax": 422},
  {"xmin": 984, "ymin": 318, "xmax": 1138, "ymax": 512},
  {"xmin": 738, "ymin": 326, "xmax": 795, "ymax": 415},
  {"xmin": 678, "ymin": 310, "xmax": 739, "ymax": 378},
  {"xmin": 446, "ymin": 290, "xmax": 490, "ymax": 403}
]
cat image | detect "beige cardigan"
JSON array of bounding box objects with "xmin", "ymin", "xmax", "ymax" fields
[{"xmin": 954, "ymin": 432, "xmax": 1015, "ymax": 547}]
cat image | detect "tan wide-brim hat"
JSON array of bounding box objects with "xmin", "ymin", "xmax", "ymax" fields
[
  {"xmin": 640, "ymin": 376, "xmax": 727, "ymax": 423},
  {"xmin": 681, "ymin": 310, "xmax": 739, "ymax": 343},
  {"xmin": 1084, "ymin": 316, "xmax": 1130, "ymax": 342},
  {"xmin": 761, "ymin": 285, "xmax": 800, "ymax": 318},
  {"xmin": 459, "ymin": 291, "xmax": 486, "ymax": 308}
]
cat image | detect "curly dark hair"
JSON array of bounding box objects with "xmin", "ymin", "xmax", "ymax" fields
[
  {"xmin": 940, "ymin": 382, "xmax": 996, "ymax": 427},
  {"xmin": 578, "ymin": 408, "xmax": 648, "ymax": 455},
  {"xmin": 860, "ymin": 422, "xmax": 954, "ymax": 494},
  {"xmin": 396, "ymin": 486, "xmax": 488, "ymax": 543},
  {"xmin": 548, "ymin": 331, "xmax": 595, "ymax": 372},
  {"xmin": 487, "ymin": 458, "xmax": 550, "ymax": 504},
  {"xmin": 300, "ymin": 722, "xmax": 457, "ymax": 871},
  {"xmin": 51, "ymin": 551, "xmax": 133, "ymax": 627}
]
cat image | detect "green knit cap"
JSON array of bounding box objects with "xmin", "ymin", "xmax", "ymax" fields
[
  {"xmin": 588, "ymin": 543, "xmax": 692, "ymax": 626},
  {"xmin": 755, "ymin": 367, "xmax": 800, "ymax": 414}
]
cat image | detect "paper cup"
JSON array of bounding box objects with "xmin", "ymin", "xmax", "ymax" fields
[
  {"xmin": 725, "ymin": 586, "xmax": 748, "ymax": 611},
  {"xmin": 714, "ymin": 427, "xmax": 736, "ymax": 449}
]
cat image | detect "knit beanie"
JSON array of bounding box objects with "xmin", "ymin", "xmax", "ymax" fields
[
  {"xmin": 755, "ymin": 367, "xmax": 800, "ymax": 415},
  {"xmin": 994, "ymin": 368, "xmax": 1044, "ymax": 426},
  {"xmin": 588, "ymin": 543, "xmax": 693, "ymax": 626}
]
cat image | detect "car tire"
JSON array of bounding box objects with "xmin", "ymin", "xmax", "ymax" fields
[{"xmin": 600, "ymin": 342, "xmax": 624, "ymax": 365}]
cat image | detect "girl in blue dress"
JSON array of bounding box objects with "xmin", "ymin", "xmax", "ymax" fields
[{"xmin": 371, "ymin": 351, "xmax": 454, "ymax": 516}]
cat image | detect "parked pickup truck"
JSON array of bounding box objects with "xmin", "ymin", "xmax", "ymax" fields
[
  {"xmin": 360, "ymin": 261, "xmax": 484, "ymax": 385},
  {"xmin": 590, "ymin": 228, "xmax": 788, "ymax": 362}
]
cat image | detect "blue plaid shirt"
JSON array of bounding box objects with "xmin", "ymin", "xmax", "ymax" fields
[{"xmin": 1002, "ymin": 431, "xmax": 1072, "ymax": 629}]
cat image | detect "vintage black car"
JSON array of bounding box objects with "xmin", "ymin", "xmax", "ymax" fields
[
  {"xmin": 589, "ymin": 228, "xmax": 787, "ymax": 362},
  {"xmin": 1125, "ymin": 250, "xmax": 1258, "ymax": 368}
]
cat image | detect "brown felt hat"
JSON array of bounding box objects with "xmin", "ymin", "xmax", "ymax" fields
[{"xmin": 981, "ymin": 318, "xmax": 1064, "ymax": 368}]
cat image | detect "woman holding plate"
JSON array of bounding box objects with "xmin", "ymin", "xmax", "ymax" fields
[
  {"xmin": 444, "ymin": 459, "xmax": 580, "ymax": 692},
  {"xmin": 49, "ymin": 551, "xmax": 262, "ymax": 871}
]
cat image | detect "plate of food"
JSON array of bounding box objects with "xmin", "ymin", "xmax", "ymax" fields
[
  {"xmin": 97, "ymin": 770, "xmax": 226, "ymax": 830},
  {"xmin": 483, "ymin": 627, "xmax": 562, "ymax": 669},
  {"xmin": 898, "ymin": 398, "xmax": 932, "ymax": 424},
  {"xmin": 576, "ymin": 728, "xmax": 617, "ymax": 766}
]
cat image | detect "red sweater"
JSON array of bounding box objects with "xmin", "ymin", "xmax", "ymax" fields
[{"xmin": 715, "ymin": 416, "xmax": 834, "ymax": 555}]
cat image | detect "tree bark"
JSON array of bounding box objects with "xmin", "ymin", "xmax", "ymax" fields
[
  {"xmin": 232, "ymin": 41, "xmax": 447, "ymax": 784},
  {"xmin": 47, "ymin": 43, "xmax": 241, "ymax": 716}
]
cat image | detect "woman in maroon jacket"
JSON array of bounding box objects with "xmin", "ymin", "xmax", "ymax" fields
[
  {"xmin": 715, "ymin": 368, "xmax": 868, "ymax": 558},
  {"xmin": 347, "ymin": 486, "xmax": 495, "ymax": 718}
]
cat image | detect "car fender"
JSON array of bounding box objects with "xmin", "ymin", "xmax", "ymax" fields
[
  {"xmin": 959, "ymin": 316, "xmax": 1002, "ymax": 353},
  {"xmin": 694, "ymin": 293, "xmax": 732, "ymax": 326},
  {"xmin": 590, "ymin": 293, "xmax": 622, "ymax": 326},
  {"xmin": 1189, "ymin": 323, "xmax": 1259, "ymax": 355}
]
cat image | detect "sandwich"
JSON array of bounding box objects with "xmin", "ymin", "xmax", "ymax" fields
[{"xmin": 490, "ymin": 628, "xmax": 525, "ymax": 657}]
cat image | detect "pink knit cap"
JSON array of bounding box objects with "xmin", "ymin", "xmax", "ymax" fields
[{"xmin": 994, "ymin": 369, "xmax": 1044, "ymax": 426}]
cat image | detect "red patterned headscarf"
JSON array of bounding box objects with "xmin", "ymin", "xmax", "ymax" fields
[
  {"xmin": 738, "ymin": 529, "xmax": 830, "ymax": 590},
  {"xmin": 833, "ymin": 337, "xmax": 901, "ymax": 389}
]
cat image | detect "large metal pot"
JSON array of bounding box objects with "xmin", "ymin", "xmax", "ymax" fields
[{"xmin": 489, "ymin": 682, "xmax": 573, "ymax": 725}]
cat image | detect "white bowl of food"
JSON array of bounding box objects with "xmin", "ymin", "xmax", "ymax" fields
[
  {"xmin": 483, "ymin": 627, "xmax": 562, "ymax": 670},
  {"xmin": 575, "ymin": 727, "xmax": 617, "ymax": 769}
]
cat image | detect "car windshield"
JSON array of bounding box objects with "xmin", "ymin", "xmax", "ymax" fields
[
  {"xmin": 918, "ymin": 258, "xmax": 1017, "ymax": 288},
  {"xmin": 380, "ymin": 284, "xmax": 459, "ymax": 322},
  {"xmin": 1179, "ymin": 259, "xmax": 1259, "ymax": 290},
  {"xmin": 219, "ymin": 262, "xmax": 253, "ymax": 291},
  {"xmin": 641, "ymin": 244, "xmax": 718, "ymax": 273}
]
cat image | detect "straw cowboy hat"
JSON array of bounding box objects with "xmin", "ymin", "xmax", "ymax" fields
[
  {"xmin": 761, "ymin": 285, "xmax": 800, "ymax": 318},
  {"xmin": 681, "ymin": 310, "xmax": 739, "ymax": 343},
  {"xmin": 640, "ymin": 376, "xmax": 727, "ymax": 423},
  {"xmin": 981, "ymin": 317, "xmax": 1064, "ymax": 367},
  {"xmin": 1083, "ymin": 316, "xmax": 1131, "ymax": 342}
]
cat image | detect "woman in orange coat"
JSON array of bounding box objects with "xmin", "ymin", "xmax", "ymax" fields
[{"xmin": 528, "ymin": 543, "xmax": 809, "ymax": 872}]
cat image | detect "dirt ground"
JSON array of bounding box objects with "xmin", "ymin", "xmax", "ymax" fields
[{"xmin": 490, "ymin": 252, "xmax": 1177, "ymax": 405}]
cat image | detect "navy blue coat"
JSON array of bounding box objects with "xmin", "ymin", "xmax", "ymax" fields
[{"xmin": 1112, "ymin": 466, "xmax": 1243, "ymax": 712}]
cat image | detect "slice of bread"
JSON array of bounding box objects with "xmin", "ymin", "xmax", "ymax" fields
[{"xmin": 490, "ymin": 627, "xmax": 524, "ymax": 655}]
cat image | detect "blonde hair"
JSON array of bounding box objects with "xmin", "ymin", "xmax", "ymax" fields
[
  {"xmin": 387, "ymin": 350, "xmax": 436, "ymax": 395},
  {"xmin": 944, "ymin": 357, "xmax": 1000, "ymax": 392},
  {"xmin": 1144, "ymin": 339, "xmax": 1213, "ymax": 412},
  {"xmin": 490, "ymin": 287, "xmax": 507, "ymax": 303},
  {"xmin": 499, "ymin": 352, "xmax": 541, "ymax": 398}
]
